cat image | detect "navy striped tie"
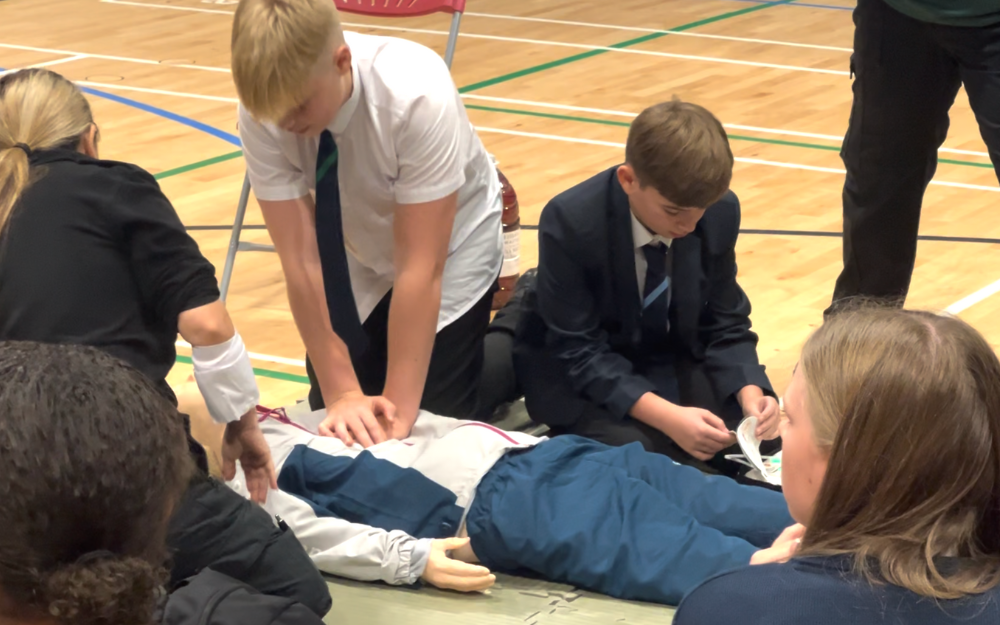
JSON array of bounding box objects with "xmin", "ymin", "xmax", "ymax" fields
[
  {"xmin": 314, "ymin": 129, "xmax": 367, "ymax": 357},
  {"xmin": 641, "ymin": 242, "xmax": 672, "ymax": 343}
]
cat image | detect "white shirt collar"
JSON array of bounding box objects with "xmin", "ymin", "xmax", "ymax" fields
[
  {"xmin": 630, "ymin": 210, "xmax": 672, "ymax": 249},
  {"xmin": 330, "ymin": 57, "xmax": 362, "ymax": 135}
]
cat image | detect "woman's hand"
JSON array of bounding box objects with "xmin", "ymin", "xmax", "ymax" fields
[
  {"xmin": 750, "ymin": 523, "xmax": 806, "ymax": 565},
  {"xmin": 421, "ymin": 538, "xmax": 496, "ymax": 592},
  {"xmin": 221, "ymin": 410, "xmax": 277, "ymax": 504}
]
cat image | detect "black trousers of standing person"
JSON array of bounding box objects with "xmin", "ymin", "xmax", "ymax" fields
[
  {"xmin": 169, "ymin": 418, "xmax": 333, "ymax": 617},
  {"xmin": 306, "ymin": 282, "xmax": 497, "ymax": 419},
  {"xmin": 831, "ymin": 0, "xmax": 1000, "ymax": 311}
]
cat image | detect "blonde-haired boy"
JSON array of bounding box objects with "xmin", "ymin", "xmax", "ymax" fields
[{"xmin": 231, "ymin": 0, "xmax": 502, "ymax": 445}]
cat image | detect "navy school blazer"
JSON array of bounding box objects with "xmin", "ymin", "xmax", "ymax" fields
[{"xmin": 513, "ymin": 166, "xmax": 773, "ymax": 427}]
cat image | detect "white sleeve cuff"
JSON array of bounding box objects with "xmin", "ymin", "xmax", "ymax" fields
[
  {"xmin": 192, "ymin": 332, "xmax": 260, "ymax": 424},
  {"xmin": 407, "ymin": 538, "xmax": 433, "ymax": 584}
]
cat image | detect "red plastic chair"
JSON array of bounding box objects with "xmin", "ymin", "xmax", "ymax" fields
[
  {"xmin": 335, "ymin": 0, "xmax": 466, "ymax": 68},
  {"xmin": 220, "ymin": 0, "xmax": 467, "ymax": 300}
]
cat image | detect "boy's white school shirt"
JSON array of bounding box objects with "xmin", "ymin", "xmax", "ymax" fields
[{"xmin": 238, "ymin": 31, "xmax": 503, "ymax": 328}]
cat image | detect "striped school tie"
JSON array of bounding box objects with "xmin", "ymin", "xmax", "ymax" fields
[
  {"xmin": 641, "ymin": 241, "xmax": 672, "ymax": 343},
  {"xmin": 314, "ymin": 129, "xmax": 367, "ymax": 357}
]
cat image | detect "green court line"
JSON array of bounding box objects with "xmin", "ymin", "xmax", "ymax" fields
[
  {"xmin": 464, "ymin": 103, "xmax": 994, "ymax": 169},
  {"xmin": 458, "ymin": 0, "xmax": 799, "ymax": 94},
  {"xmin": 175, "ymin": 354, "xmax": 311, "ymax": 385},
  {"xmin": 154, "ymin": 150, "xmax": 244, "ymax": 180}
]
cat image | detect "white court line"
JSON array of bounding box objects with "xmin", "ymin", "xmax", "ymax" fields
[
  {"xmin": 98, "ymin": 0, "xmax": 849, "ymax": 76},
  {"xmin": 474, "ymin": 126, "xmax": 1000, "ymax": 192},
  {"xmin": 344, "ymin": 23, "xmax": 852, "ymax": 77},
  {"xmin": 462, "ymin": 95, "xmax": 992, "ymax": 159},
  {"xmin": 91, "ymin": 0, "xmax": 983, "ymax": 156},
  {"xmin": 35, "ymin": 54, "xmax": 89, "ymax": 67},
  {"xmin": 0, "ymin": 54, "xmax": 975, "ymax": 160},
  {"xmin": 464, "ymin": 12, "xmax": 854, "ymax": 53},
  {"xmin": 102, "ymin": 0, "xmax": 852, "ymax": 54},
  {"xmin": 946, "ymin": 280, "xmax": 1000, "ymax": 314},
  {"xmin": 0, "ymin": 42, "xmax": 230, "ymax": 72},
  {"xmin": 0, "ymin": 54, "xmax": 88, "ymax": 74},
  {"xmin": 101, "ymin": 0, "xmax": 234, "ymax": 14},
  {"xmin": 37, "ymin": 79, "xmax": 995, "ymax": 185},
  {"xmin": 78, "ymin": 80, "xmax": 238, "ymax": 102},
  {"xmin": 176, "ymin": 340, "xmax": 307, "ymax": 367}
]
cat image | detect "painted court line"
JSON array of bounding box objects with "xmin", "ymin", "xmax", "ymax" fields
[
  {"xmin": 174, "ymin": 354, "xmax": 310, "ymax": 385},
  {"xmin": 341, "ymin": 22, "xmax": 851, "ymax": 78},
  {"xmin": 101, "ymin": 0, "xmax": 234, "ymax": 14},
  {"xmin": 94, "ymin": 2, "xmax": 851, "ymax": 63},
  {"xmin": 12, "ymin": 58, "xmax": 971, "ymax": 165},
  {"xmin": 0, "ymin": 42, "xmax": 229, "ymax": 73},
  {"xmin": 946, "ymin": 280, "xmax": 1000, "ymax": 314},
  {"xmin": 464, "ymin": 102, "xmax": 991, "ymax": 168},
  {"xmin": 78, "ymin": 85, "xmax": 241, "ymax": 146},
  {"xmin": 458, "ymin": 0, "xmax": 800, "ymax": 92},
  {"xmin": 153, "ymin": 150, "xmax": 243, "ymax": 180},
  {"xmin": 103, "ymin": 0, "xmax": 846, "ymax": 55},
  {"xmin": 5, "ymin": 68, "xmax": 910, "ymax": 167},
  {"xmin": 461, "ymin": 95, "xmax": 991, "ymax": 159},
  {"xmin": 473, "ymin": 126, "xmax": 1000, "ymax": 192},
  {"xmin": 0, "ymin": 53, "xmax": 87, "ymax": 75},
  {"xmin": 176, "ymin": 340, "xmax": 306, "ymax": 367},
  {"xmin": 78, "ymin": 80, "xmax": 239, "ymax": 102},
  {"xmin": 101, "ymin": 1, "xmax": 844, "ymax": 78},
  {"xmin": 463, "ymin": 12, "xmax": 853, "ymax": 52},
  {"xmin": 727, "ymin": 0, "xmax": 853, "ymax": 10}
]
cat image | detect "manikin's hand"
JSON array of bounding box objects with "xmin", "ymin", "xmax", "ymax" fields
[{"xmin": 421, "ymin": 538, "xmax": 496, "ymax": 592}]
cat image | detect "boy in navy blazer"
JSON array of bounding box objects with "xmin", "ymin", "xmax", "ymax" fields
[{"xmin": 513, "ymin": 100, "xmax": 779, "ymax": 474}]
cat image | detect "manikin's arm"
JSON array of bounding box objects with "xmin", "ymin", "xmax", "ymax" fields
[{"xmin": 225, "ymin": 479, "xmax": 492, "ymax": 591}]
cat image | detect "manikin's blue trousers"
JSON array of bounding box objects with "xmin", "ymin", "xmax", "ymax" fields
[{"xmin": 466, "ymin": 436, "xmax": 793, "ymax": 605}]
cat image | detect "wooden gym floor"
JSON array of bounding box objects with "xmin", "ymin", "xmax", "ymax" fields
[{"xmin": 2, "ymin": 0, "xmax": 998, "ymax": 621}]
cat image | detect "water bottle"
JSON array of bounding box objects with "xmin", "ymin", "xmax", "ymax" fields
[{"xmin": 493, "ymin": 167, "xmax": 520, "ymax": 310}]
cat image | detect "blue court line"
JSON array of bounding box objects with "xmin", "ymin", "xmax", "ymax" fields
[
  {"xmin": 0, "ymin": 66, "xmax": 241, "ymax": 147},
  {"xmin": 725, "ymin": 0, "xmax": 853, "ymax": 10},
  {"xmin": 79, "ymin": 87, "xmax": 241, "ymax": 147}
]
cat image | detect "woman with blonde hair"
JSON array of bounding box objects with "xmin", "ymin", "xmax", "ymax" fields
[
  {"xmin": 0, "ymin": 68, "xmax": 329, "ymax": 615},
  {"xmin": 675, "ymin": 308, "xmax": 1000, "ymax": 623}
]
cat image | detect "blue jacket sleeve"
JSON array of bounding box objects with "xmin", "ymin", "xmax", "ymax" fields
[{"xmin": 535, "ymin": 201, "xmax": 656, "ymax": 418}]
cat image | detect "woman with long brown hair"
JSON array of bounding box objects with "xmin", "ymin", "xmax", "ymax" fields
[{"xmin": 675, "ymin": 308, "xmax": 1000, "ymax": 623}]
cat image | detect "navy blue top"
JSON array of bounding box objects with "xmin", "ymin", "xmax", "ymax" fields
[{"xmin": 675, "ymin": 555, "xmax": 1000, "ymax": 625}]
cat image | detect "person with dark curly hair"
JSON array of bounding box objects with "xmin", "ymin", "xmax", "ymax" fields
[
  {"xmin": 0, "ymin": 341, "xmax": 326, "ymax": 625},
  {"xmin": 0, "ymin": 341, "xmax": 194, "ymax": 625}
]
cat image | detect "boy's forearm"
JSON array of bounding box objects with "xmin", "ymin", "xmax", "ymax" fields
[
  {"xmin": 284, "ymin": 263, "xmax": 362, "ymax": 403},
  {"xmin": 383, "ymin": 269, "xmax": 443, "ymax": 427}
]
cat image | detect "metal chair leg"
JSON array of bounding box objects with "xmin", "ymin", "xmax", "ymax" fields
[
  {"xmin": 444, "ymin": 11, "xmax": 462, "ymax": 69},
  {"xmin": 220, "ymin": 172, "xmax": 251, "ymax": 302}
]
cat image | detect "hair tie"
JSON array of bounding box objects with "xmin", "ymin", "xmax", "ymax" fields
[
  {"xmin": 12, "ymin": 143, "xmax": 32, "ymax": 157},
  {"xmin": 74, "ymin": 550, "xmax": 116, "ymax": 566}
]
